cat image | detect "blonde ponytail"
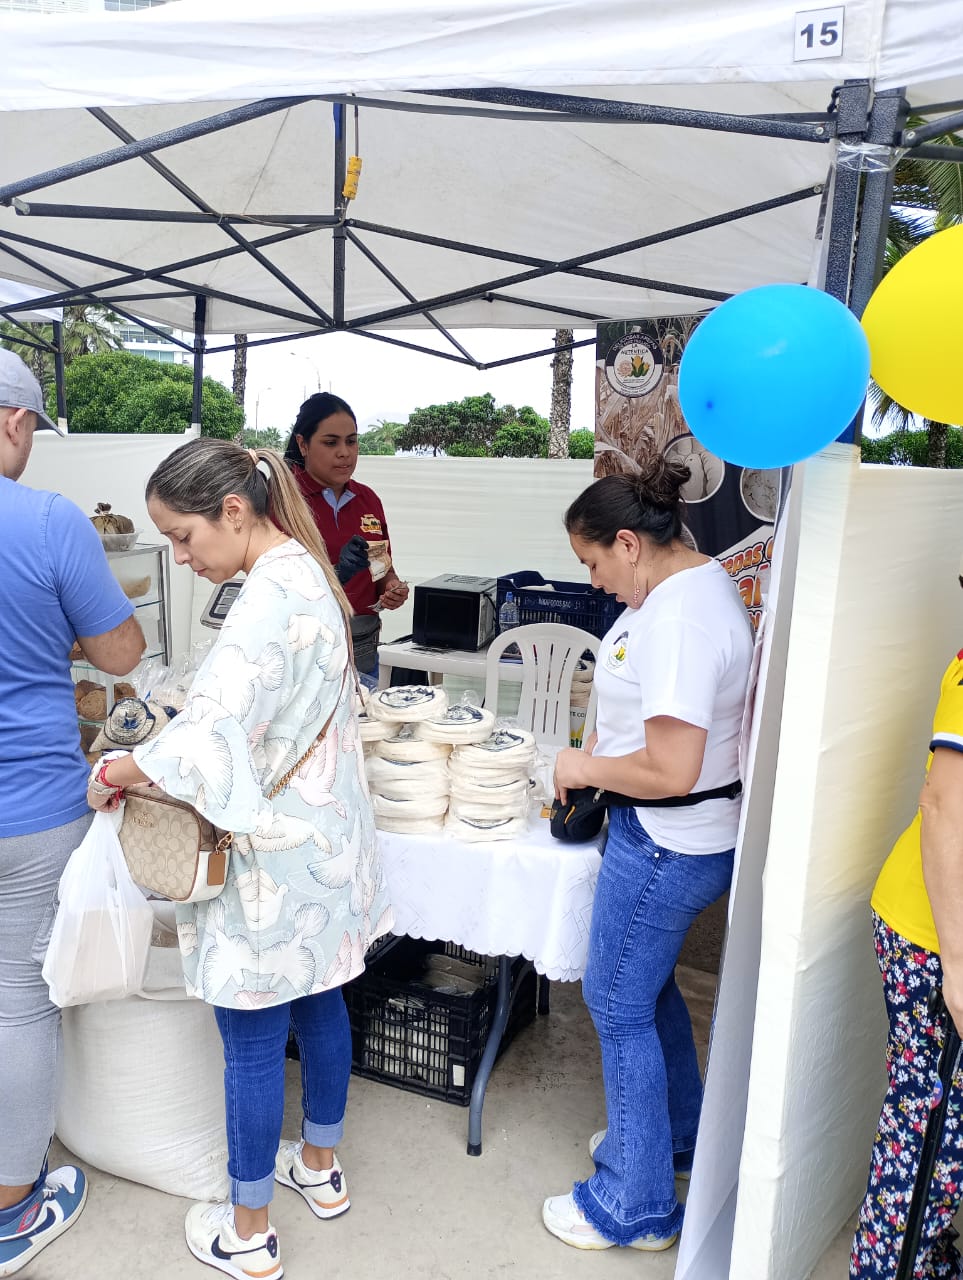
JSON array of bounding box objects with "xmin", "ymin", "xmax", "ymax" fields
[{"xmin": 251, "ymin": 448, "xmax": 353, "ymax": 626}]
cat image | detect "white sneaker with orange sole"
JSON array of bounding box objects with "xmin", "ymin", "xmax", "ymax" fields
[{"xmin": 274, "ymin": 1142, "xmax": 350, "ymax": 1221}]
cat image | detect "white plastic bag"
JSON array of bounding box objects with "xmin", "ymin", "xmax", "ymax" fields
[{"xmin": 42, "ymin": 812, "xmax": 153, "ymax": 1007}]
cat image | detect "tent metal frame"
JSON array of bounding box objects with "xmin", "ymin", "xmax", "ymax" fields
[{"xmin": 0, "ymin": 81, "xmax": 959, "ymax": 433}]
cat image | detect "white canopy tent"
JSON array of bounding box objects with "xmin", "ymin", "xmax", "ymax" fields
[{"xmin": 4, "ymin": 5, "xmax": 963, "ymax": 1278}]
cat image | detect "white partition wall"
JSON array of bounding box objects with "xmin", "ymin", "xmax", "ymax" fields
[{"xmin": 729, "ymin": 448, "xmax": 963, "ymax": 1279}]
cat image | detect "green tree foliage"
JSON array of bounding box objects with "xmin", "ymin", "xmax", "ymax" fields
[
  {"xmin": 861, "ymin": 426, "xmax": 963, "ymax": 468},
  {"xmin": 397, "ymin": 393, "xmax": 513, "ymax": 455},
  {"xmin": 1, "ymin": 304, "xmax": 120, "ymax": 395},
  {"xmin": 240, "ymin": 427, "xmax": 284, "ymax": 451},
  {"xmin": 57, "ymin": 351, "xmax": 243, "ymax": 439},
  {"xmin": 492, "ymin": 420, "xmax": 549, "ymax": 458},
  {"xmin": 358, "ymin": 420, "xmax": 403, "ymax": 455},
  {"xmin": 568, "ymin": 428, "xmax": 595, "ymax": 459}
]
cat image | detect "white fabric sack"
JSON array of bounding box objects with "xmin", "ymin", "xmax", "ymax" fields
[
  {"xmin": 413, "ymin": 704, "xmax": 495, "ymax": 745},
  {"xmin": 445, "ymin": 814, "xmax": 530, "ymax": 843},
  {"xmin": 42, "ymin": 812, "xmax": 153, "ymax": 1008},
  {"xmin": 57, "ymin": 991, "xmax": 229, "ymax": 1200},
  {"xmin": 367, "ymin": 685, "xmax": 449, "ymax": 723},
  {"xmin": 373, "ymin": 725, "xmax": 452, "ymax": 763}
]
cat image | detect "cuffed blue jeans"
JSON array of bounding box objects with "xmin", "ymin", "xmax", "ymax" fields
[
  {"xmin": 214, "ymin": 987, "xmax": 352, "ymax": 1209},
  {"xmin": 574, "ymin": 807, "xmax": 734, "ymax": 1245}
]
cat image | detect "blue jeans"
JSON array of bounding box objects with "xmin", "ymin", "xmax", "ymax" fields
[
  {"xmin": 214, "ymin": 988, "xmax": 352, "ymax": 1209},
  {"xmin": 574, "ymin": 807, "xmax": 734, "ymax": 1245}
]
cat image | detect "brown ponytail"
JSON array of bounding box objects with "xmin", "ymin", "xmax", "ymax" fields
[{"xmin": 564, "ymin": 458, "xmax": 691, "ymax": 548}]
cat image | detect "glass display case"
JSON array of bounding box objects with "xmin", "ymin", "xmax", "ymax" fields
[{"xmin": 70, "ymin": 543, "xmax": 172, "ymax": 760}]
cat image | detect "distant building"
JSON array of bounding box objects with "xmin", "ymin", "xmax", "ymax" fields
[
  {"xmin": 1, "ymin": 0, "xmax": 172, "ymax": 12},
  {"xmin": 114, "ymin": 321, "xmax": 190, "ymax": 366}
]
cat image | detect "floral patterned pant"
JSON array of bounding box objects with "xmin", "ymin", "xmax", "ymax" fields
[{"xmin": 851, "ymin": 914, "xmax": 963, "ymax": 1279}]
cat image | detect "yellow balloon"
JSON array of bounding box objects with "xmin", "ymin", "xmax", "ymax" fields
[{"xmin": 861, "ymin": 223, "xmax": 963, "ymax": 426}]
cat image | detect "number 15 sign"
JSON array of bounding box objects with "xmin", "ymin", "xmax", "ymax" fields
[{"xmin": 794, "ymin": 6, "xmax": 845, "ymax": 60}]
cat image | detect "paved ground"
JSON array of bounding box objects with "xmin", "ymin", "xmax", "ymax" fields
[{"xmin": 38, "ymin": 961, "xmax": 855, "ymax": 1279}]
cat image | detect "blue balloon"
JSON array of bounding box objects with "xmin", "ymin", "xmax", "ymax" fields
[{"xmin": 677, "ymin": 284, "xmax": 870, "ymax": 469}]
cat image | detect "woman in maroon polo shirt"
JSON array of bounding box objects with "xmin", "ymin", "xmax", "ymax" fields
[{"xmin": 283, "ymin": 393, "xmax": 408, "ymax": 679}]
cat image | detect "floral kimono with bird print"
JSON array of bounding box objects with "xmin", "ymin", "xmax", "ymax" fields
[{"xmin": 133, "ymin": 540, "xmax": 393, "ymax": 1009}]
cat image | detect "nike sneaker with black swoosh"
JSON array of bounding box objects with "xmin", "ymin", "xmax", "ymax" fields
[
  {"xmin": 0, "ymin": 1165, "xmax": 88, "ymax": 1277},
  {"xmin": 274, "ymin": 1141, "xmax": 350, "ymax": 1220},
  {"xmin": 184, "ymin": 1202, "xmax": 282, "ymax": 1280}
]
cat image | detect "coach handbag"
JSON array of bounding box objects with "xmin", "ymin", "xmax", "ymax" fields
[{"xmin": 118, "ymin": 667, "xmax": 351, "ymax": 903}]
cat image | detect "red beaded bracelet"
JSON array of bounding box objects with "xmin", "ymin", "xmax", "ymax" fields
[{"xmin": 95, "ymin": 761, "xmax": 124, "ymax": 795}]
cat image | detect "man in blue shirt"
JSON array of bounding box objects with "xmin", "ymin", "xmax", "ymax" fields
[{"xmin": 0, "ymin": 349, "xmax": 145, "ymax": 1276}]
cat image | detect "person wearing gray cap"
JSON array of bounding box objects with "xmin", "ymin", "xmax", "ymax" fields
[{"xmin": 0, "ymin": 347, "xmax": 146, "ymax": 1276}]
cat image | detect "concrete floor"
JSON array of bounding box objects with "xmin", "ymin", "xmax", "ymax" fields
[{"xmin": 41, "ymin": 966, "xmax": 857, "ymax": 1280}]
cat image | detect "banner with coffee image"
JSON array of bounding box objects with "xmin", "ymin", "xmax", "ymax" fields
[{"xmin": 595, "ymin": 318, "xmax": 779, "ymax": 631}]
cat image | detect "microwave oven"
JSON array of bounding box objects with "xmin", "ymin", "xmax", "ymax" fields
[{"xmin": 412, "ymin": 574, "xmax": 497, "ymax": 651}]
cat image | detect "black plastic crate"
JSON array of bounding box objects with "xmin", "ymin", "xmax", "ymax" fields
[
  {"xmin": 341, "ymin": 937, "xmax": 537, "ymax": 1105},
  {"xmin": 496, "ymin": 570, "xmax": 621, "ymax": 640}
]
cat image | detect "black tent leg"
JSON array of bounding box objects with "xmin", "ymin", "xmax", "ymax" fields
[{"xmin": 192, "ymin": 294, "xmax": 207, "ymax": 433}]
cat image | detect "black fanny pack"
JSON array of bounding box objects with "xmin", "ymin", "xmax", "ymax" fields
[{"xmin": 549, "ymin": 780, "xmax": 743, "ymax": 844}]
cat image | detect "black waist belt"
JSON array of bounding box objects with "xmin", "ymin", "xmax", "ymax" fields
[{"xmin": 607, "ymin": 780, "xmax": 743, "ymax": 809}]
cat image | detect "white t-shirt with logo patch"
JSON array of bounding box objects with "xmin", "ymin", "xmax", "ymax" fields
[{"xmin": 593, "ymin": 559, "xmax": 753, "ymax": 856}]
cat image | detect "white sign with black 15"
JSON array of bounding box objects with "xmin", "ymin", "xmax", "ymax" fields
[{"xmin": 794, "ymin": 6, "xmax": 844, "ymax": 60}]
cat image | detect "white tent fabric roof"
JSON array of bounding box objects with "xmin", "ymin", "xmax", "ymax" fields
[{"xmin": 0, "ymin": 0, "xmax": 959, "ymax": 335}]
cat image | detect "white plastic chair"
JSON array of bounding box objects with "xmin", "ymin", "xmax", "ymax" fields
[{"xmin": 484, "ymin": 623, "xmax": 600, "ymax": 748}]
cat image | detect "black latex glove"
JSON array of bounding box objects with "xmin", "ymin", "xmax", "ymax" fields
[{"xmin": 336, "ymin": 534, "xmax": 370, "ymax": 584}]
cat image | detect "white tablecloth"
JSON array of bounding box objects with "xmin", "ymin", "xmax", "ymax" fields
[{"xmin": 377, "ymin": 812, "xmax": 603, "ymax": 982}]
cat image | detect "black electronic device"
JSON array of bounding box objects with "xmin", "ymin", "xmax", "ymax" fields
[
  {"xmin": 199, "ymin": 578, "xmax": 245, "ymax": 629},
  {"xmin": 412, "ymin": 574, "xmax": 497, "ymax": 651}
]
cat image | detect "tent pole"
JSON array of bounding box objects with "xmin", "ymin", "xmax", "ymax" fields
[
  {"xmin": 51, "ymin": 318, "xmax": 67, "ymax": 429},
  {"xmin": 821, "ymin": 81, "xmax": 871, "ymax": 305},
  {"xmin": 333, "ymin": 104, "xmax": 347, "ymax": 327},
  {"xmin": 192, "ymin": 295, "xmax": 207, "ymax": 434},
  {"xmin": 849, "ymin": 88, "xmax": 907, "ymax": 320}
]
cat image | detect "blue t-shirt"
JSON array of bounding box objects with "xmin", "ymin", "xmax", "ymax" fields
[{"xmin": 0, "ymin": 477, "xmax": 134, "ymax": 838}]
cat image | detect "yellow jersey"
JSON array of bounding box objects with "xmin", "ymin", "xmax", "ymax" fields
[{"xmin": 871, "ymin": 651, "xmax": 963, "ymax": 954}]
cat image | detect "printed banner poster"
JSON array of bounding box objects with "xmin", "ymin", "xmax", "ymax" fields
[{"xmin": 595, "ymin": 318, "xmax": 778, "ymax": 631}]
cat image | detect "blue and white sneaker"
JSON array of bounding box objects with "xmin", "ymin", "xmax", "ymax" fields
[
  {"xmin": 0, "ymin": 1165, "xmax": 88, "ymax": 1277},
  {"xmin": 184, "ymin": 1202, "xmax": 282, "ymax": 1280}
]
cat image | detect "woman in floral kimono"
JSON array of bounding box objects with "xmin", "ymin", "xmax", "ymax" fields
[{"xmin": 87, "ymin": 438, "xmax": 392, "ymax": 1280}]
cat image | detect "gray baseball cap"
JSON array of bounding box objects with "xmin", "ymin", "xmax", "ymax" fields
[{"xmin": 0, "ymin": 348, "xmax": 65, "ymax": 435}]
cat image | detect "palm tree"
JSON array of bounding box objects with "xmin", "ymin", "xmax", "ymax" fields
[
  {"xmin": 232, "ymin": 333, "xmax": 248, "ymax": 442},
  {"xmin": 871, "ymin": 121, "xmax": 963, "ymax": 466},
  {"xmin": 549, "ymin": 328, "xmax": 574, "ymax": 458},
  {"xmin": 0, "ymin": 304, "xmax": 120, "ymax": 397}
]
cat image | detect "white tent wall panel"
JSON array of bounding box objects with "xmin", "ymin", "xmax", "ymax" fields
[{"xmin": 732, "ymin": 449, "xmax": 963, "ymax": 1280}]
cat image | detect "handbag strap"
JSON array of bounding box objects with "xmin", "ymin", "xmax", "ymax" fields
[
  {"xmin": 605, "ymin": 780, "xmax": 743, "ymax": 809},
  {"xmin": 267, "ymin": 663, "xmax": 351, "ymax": 799}
]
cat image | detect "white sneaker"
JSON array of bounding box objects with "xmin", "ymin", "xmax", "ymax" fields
[
  {"xmin": 274, "ymin": 1141, "xmax": 350, "ymax": 1220},
  {"xmin": 589, "ymin": 1130, "xmax": 691, "ymax": 1180},
  {"xmin": 541, "ymin": 1192, "xmax": 677, "ymax": 1251},
  {"xmin": 184, "ymin": 1202, "xmax": 282, "ymax": 1280}
]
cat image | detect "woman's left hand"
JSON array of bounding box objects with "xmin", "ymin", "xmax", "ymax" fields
[
  {"xmin": 380, "ymin": 578, "xmax": 409, "ymax": 610},
  {"xmin": 553, "ymin": 746, "xmax": 592, "ymax": 804}
]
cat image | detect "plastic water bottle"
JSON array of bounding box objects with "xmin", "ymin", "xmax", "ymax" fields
[
  {"xmin": 498, "ymin": 592, "xmax": 521, "ymax": 658},
  {"xmin": 498, "ymin": 591, "xmax": 520, "ymax": 634}
]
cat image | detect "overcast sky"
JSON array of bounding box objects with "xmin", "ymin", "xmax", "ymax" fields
[{"xmin": 201, "ymin": 326, "xmax": 599, "ymax": 441}]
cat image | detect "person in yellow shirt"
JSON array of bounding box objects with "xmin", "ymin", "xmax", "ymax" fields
[{"xmin": 851, "ymin": 634, "xmax": 963, "ymax": 1279}]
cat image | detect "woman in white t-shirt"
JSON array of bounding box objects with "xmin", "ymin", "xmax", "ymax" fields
[{"xmin": 542, "ymin": 463, "xmax": 753, "ymax": 1253}]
